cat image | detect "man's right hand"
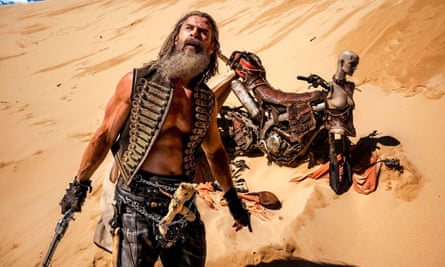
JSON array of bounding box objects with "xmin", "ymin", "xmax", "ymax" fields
[{"xmin": 59, "ymin": 178, "xmax": 92, "ymax": 214}]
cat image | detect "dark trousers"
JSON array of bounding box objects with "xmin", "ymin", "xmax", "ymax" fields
[
  {"xmin": 119, "ymin": 209, "xmax": 206, "ymax": 267},
  {"xmin": 115, "ymin": 173, "xmax": 206, "ymax": 267}
]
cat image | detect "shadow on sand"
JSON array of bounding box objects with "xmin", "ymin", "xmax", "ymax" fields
[{"xmin": 245, "ymin": 258, "xmax": 356, "ymax": 267}]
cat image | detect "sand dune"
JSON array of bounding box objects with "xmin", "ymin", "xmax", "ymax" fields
[{"xmin": 1, "ymin": 0, "xmax": 444, "ymax": 266}]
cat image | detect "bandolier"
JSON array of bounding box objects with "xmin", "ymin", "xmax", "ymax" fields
[{"xmin": 111, "ymin": 63, "xmax": 215, "ymax": 185}]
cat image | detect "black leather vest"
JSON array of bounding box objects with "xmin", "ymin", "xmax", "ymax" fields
[{"xmin": 112, "ymin": 64, "xmax": 215, "ymax": 185}]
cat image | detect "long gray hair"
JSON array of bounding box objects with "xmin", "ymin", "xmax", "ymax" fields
[{"xmin": 158, "ymin": 11, "xmax": 220, "ymax": 82}]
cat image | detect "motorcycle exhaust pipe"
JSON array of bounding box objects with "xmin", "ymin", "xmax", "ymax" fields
[
  {"xmin": 217, "ymin": 50, "xmax": 260, "ymax": 120},
  {"xmin": 312, "ymin": 102, "xmax": 326, "ymax": 112},
  {"xmin": 231, "ymin": 79, "xmax": 261, "ymax": 121}
]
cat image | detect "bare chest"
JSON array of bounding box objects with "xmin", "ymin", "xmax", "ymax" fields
[{"xmin": 163, "ymin": 88, "xmax": 194, "ymax": 134}]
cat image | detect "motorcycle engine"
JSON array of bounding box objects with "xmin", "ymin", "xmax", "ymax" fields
[
  {"xmin": 217, "ymin": 107, "xmax": 263, "ymax": 158},
  {"xmin": 265, "ymin": 132, "xmax": 281, "ymax": 154},
  {"xmin": 263, "ymin": 128, "xmax": 303, "ymax": 167}
]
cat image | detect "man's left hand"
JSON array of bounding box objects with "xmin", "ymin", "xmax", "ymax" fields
[{"xmin": 224, "ymin": 187, "xmax": 252, "ymax": 232}]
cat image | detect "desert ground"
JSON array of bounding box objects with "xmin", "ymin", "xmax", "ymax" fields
[{"xmin": 1, "ymin": 0, "xmax": 444, "ymax": 266}]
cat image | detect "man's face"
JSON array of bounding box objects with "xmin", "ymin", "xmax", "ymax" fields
[
  {"xmin": 162, "ymin": 15, "xmax": 215, "ymax": 81},
  {"xmin": 175, "ymin": 15, "xmax": 215, "ymax": 56}
]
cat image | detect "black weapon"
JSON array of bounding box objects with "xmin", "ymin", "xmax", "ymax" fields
[
  {"xmin": 42, "ymin": 209, "xmax": 75, "ymax": 267},
  {"xmin": 297, "ymin": 74, "xmax": 330, "ymax": 91}
]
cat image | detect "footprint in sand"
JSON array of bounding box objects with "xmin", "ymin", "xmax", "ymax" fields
[
  {"xmin": 60, "ymin": 95, "xmax": 72, "ymax": 102},
  {"xmin": 2, "ymin": 102, "xmax": 29, "ymax": 115},
  {"xmin": 74, "ymin": 47, "xmax": 143, "ymax": 77},
  {"xmin": 0, "ymin": 161, "xmax": 15, "ymax": 169},
  {"xmin": 0, "ymin": 151, "xmax": 43, "ymax": 172},
  {"xmin": 16, "ymin": 104, "xmax": 28, "ymax": 113},
  {"xmin": 0, "ymin": 159, "xmax": 23, "ymax": 172},
  {"xmin": 0, "ymin": 101, "xmax": 11, "ymax": 111},
  {"xmin": 68, "ymin": 132, "xmax": 93, "ymax": 143},
  {"xmin": 22, "ymin": 113, "xmax": 34, "ymax": 120},
  {"xmin": 20, "ymin": 23, "xmax": 50, "ymax": 35},
  {"xmin": 29, "ymin": 119, "xmax": 56, "ymax": 127}
]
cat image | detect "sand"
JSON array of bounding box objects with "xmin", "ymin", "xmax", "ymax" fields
[{"xmin": 1, "ymin": 0, "xmax": 444, "ymax": 266}]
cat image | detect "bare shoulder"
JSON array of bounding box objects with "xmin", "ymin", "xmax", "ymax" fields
[{"xmin": 115, "ymin": 72, "xmax": 133, "ymax": 102}]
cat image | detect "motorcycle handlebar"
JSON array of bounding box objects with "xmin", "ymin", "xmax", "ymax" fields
[
  {"xmin": 297, "ymin": 74, "xmax": 330, "ymax": 91},
  {"xmin": 297, "ymin": 75, "xmax": 310, "ymax": 82}
]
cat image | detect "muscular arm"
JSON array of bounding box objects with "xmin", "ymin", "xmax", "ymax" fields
[
  {"xmin": 201, "ymin": 95, "xmax": 251, "ymax": 231},
  {"xmin": 201, "ymin": 103, "xmax": 234, "ymax": 193},
  {"xmin": 75, "ymin": 72, "xmax": 132, "ymax": 182}
]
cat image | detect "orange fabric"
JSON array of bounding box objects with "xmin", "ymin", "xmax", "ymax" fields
[
  {"xmin": 289, "ymin": 153, "xmax": 380, "ymax": 195},
  {"xmin": 288, "ymin": 155, "xmax": 341, "ymax": 182},
  {"xmin": 307, "ymin": 154, "xmax": 342, "ymax": 180},
  {"xmin": 352, "ymin": 151, "xmax": 379, "ymax": 195}
]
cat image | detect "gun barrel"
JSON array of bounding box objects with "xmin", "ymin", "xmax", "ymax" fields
[
  {"xmin": 41, "ymin": 210, "xmax": 74, "ymax": 267},
  {"xmin": 42, "ymin": 236, "xmax": 61, "ymax": 267}
]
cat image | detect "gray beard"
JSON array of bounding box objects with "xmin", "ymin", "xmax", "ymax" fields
[{"xmin": 161, "ymin": 50, "xmax": 210, "ymax": 81}]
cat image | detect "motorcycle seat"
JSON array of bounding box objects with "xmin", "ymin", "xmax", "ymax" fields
[{"xmin": 254, "ymin": 84, "xmax": 323, "ymax": 106}]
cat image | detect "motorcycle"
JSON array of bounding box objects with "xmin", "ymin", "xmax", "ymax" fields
[{"xmin": 213, "ymin": 50, "xmax": 353, "ymax": 194}]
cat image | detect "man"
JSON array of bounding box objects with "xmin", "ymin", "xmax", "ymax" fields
[{"xmin": 60, "ymin": 11, "xmax": 251, "ymax": 267}]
